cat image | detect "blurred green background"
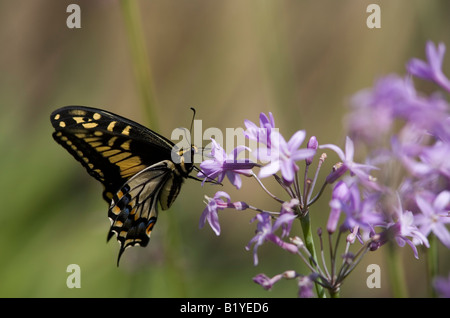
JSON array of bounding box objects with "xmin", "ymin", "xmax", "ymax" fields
[{"xmin": 0, "ymin": 0, "xmax": 449, "ymax": 298}]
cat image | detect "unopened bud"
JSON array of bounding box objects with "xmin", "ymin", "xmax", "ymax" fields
[
  {"xmin": 290, "ymin": 236, "xmax": 304, "ymax": 248},
  {"xmin": 282, "ymin": 270, "xmax": 297, "ymax": 279},
  {"xmin": 305, "ymin": 136, "xmax": 318, "ymax": 165},
  {"xmin": 325, "ymin": 163, "xmax": 348, "ymax": 184}
]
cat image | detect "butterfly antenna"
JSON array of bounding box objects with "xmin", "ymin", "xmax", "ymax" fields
[{"xmin": 190, "ymin": 107, "xmax": 196, "ymax": 134}]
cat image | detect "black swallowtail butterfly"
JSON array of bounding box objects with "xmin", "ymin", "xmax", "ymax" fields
[{"xmin": 51, "ymin": 106, "xmax": 198, "ymax": 265}]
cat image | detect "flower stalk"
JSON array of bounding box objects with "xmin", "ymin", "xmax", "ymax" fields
[
  {"xmin": 120, "ymin": 0, "xmax": 158, "ymax": 128},
  {"xmin": 299, "ymin": 213, "xmax": 326, "ymax": 297}
]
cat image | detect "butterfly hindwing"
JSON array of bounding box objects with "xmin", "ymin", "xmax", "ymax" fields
[
  {"xmin": 107, "ymin": 160, "xmax": 183, "ymax": 264},
  {"xmin": 50, "ymin": 106, "xmax": 194, "ymax": 264}
]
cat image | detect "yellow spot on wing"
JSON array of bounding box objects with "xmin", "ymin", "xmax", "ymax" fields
[
  {"xmin": 54, "ymin": 114, "xmax": 60, "ymax": 120},
  {"xmin": 69, "ymin": 109, "xmax": 87, "ymax": 116},
  {"xmin": 122, "ymin": 125, "xmax": 132, "ymax": 136},
  {"xmin": 93, "ymin": 113, "xmax": 102, "ymax": 120},
  {"xmin": 107, "ymin": 121, "xmax": 117, "ymax": 132},
  {"xmin": 108, "ymin": 136, "xmax": 118, "ymax": 147},
  {"xmin": 94, "ymin": 169, "xmax": 104, "ymax": 177},
  {"xmin": 120, "ymin": 164, "xmax": 147, "ymax": 178},
  {"xmin": 103, "ymin": 149, "xmax": 121, "ymax": 157},
  {"xmin": 73, "ymin": 117, "xmax": 85, "ymax": 124},
  {"xmin": 96, "ymin": 146, "xmax": 110, "ymax": 152},
  {"xmin": 105, "ymin": 192, "xmax": 114, "ymax": 200},
  {"xmin": 59, "ymin": 121, "xmax": 66, "ymax": 128},
  {"xmin": 82, "ymin": 122, "xmax": 99, "ymax": 129},
  {"xmin": 84, "ymin": 137, "xmax": 101, "ymax": 143},
  {"xmin": 118, "ymin": 155, "xmax": 141, "ymax": 167},
  {"xmin": 125, "ymin": 238, "xmax": 140, "ymax": 245},
  {"xmin": 120, "ymin": 140, "xmax": 131, "ymax": 150},
  {"xmin": 89, "ymin": 141, "xmax": 102, "ymax": 148},
  {"xmin": 109, "ymin": 152, "xmax": 131, "ymax": 164}
]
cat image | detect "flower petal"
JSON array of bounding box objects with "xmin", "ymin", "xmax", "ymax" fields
[
  {"xmin": 287, "ymin": 130, "xmax": 306, "ymax": 150},
  {"xmin": 280, "ymin": 160, "xmax": 296, "ymax": 183},
  {"xmin": 344, "ymin": 136, "xmax": 355, "ymax": 161},
  {"xmin": 319, "ymin": 143, "xmax": 345, "ymax": 161},
  {"xmin": 434, "ymin": 191, "xmax": 450, "ymax": 211},
  {"xmin": 290, "ymin": 149, "xmax": 316, "ymax": 162},
  {"xmin": 259, "ymin": 160, "xmax": 280, "ymax": 178}
]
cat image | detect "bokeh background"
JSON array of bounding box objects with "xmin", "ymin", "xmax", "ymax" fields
[{"xmin": 0, "ymin": 0, "xmax": 449, "ymax": 298}]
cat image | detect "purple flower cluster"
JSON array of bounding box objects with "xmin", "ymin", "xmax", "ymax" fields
[
  {"xmin": 197, "ymin": 41, "xmax": 450, "ymax": 297},
  {"xmin": 344, "ymin": 41, "xmax": 450, "ymax": 252}
]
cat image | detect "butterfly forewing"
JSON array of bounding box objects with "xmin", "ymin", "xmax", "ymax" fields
[
  {"xmin": 50, "ymin": 106, "xmax": 194, "ymax": 264},
  {"xmin": 51, "ymin": 106, "xmax": 175, "ymax": 200}
]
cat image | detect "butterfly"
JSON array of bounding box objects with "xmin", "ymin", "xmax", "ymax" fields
[{"xmin": 50, "ymin": 106, "xmax": 199, "ymax": 265}]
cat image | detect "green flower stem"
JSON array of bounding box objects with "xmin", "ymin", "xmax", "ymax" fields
[
  {"xmin": 120, "ymin": 0, "xmax": 158, "ymax": 128},
  {"xmin": 386, "ymin": 242, "xmax": 408, "ymax": 298},
  {"xmin": 120, "ymin": 0, "xmax": 187, "ymax": 297},
  {"xmin": 329, "ymin": 288, "xmax": 340, "ymax": 298},
  {"xmin": 299, "ymin": 213, "xmax": 326, "ymax": 298}
]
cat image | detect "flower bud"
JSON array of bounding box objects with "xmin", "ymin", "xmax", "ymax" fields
[
  {"xmin": 325, "ymin": 163, "xmax": 348, "ymax": 184},
  {"xmin": 305, "ymin": 136, "xmax": 318, "ymax": 165}
]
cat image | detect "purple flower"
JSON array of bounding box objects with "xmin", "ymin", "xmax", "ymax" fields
[
  {"xmin": 340, "ymin": 183, "xmax": 383, "ymax": 231},
  {"xmin": 244, "ymin": 112, "xmax": 276, "ymax": 147},
  {"xmin": 407, "ymin": 41, "xmax": 450, "ymax": 92},
  {"xmin": 346, "ymin": 75, "xmax": 413, "ymax": 145},
  {"xmin": 327, "ymin": 181, "xmax": 351, "ymax": 233},
  {"xmin": 393, "ymin": 136, "xmax": 450, "ymax": 179},
  {"xmin": 252, "ymin": 273, "xmax": 282, "ymax": 290},
  {"xmin": 275, "ymin": 199, "xmax": 299, "ymax": 238},
  {"xmin": 253, "ymin": 270, "xmax": 298, "ymax": 291},
  {"xmin": 199, "ymin": 191, "xmax": 249, "ymax": 236},
  {"xmin": 297, "ymin": 274, "xmax": 316, "ymax": 298},
  {"xmin": 376, "ymin": 193, "xmax": 429, "ymax": 258},
  {"xmin": 258, "ymin": 131, "xmax": 316, "ymax": 184},
  {"xmin": 246, "ymin": 212, "xmax": 298, "ymax": 266},
  {"xmin": 320, "ymin": 136, "xmax": 380, "ymax": 189},
  {"xmin": 418, "ymin": 141, "xmax": 450, "ymax": 179},
  {"xmin": 434, "ymin": 273, "xmax": 450, "ymax": 298},
  {"xmin": 390, "ymin": 134, "xmax": 430, "ymax": 177},
  {"xmin": 198, "ymin": 139, "xmax": 257, "ymax": 189},
  {"xmin": 415, "ymin": 190, "xmax": 450, "ymax": 248},
  {"xmin": 346, "ymin": 75, "xmax": 450, "ymax": 146}
]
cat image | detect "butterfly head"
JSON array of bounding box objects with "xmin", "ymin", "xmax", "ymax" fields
[{"xmin": 173, "ymin": 144, "xmax": 199, "ymax": 176}]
